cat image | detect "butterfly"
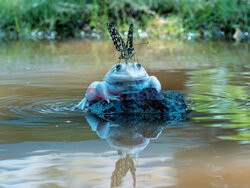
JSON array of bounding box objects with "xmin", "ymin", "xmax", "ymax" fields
[{"xmin": 107, "ymin": 23, "xmax": 135, "ymax": 63}]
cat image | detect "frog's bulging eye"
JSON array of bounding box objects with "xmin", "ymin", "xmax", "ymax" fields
[
  {"xmin": 137, "ymin": 63, "xmax": 141, "ymax": 69},
  {"xmin": 116, "ymin": 64, "xmax": 121, "ymax": 71}
]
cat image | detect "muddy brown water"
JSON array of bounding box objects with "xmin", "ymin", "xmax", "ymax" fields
[{"xmin": 0, "ymin": 40, "xmax": 249, "ymax": 187}]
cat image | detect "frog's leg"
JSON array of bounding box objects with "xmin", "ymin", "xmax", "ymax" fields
[
  {"xmin": 77, "ymin": 81, "xmax": 110, "ymax": 110},
  {"xmin": 148, "ymin": 76, "xmax": 161, "ymax": 92},
  {"xmin": 95, "ymin": 81, "xmax": 110, "ymax": 102},
  {"xmin": 77, "ymin": 98, "xmax": 87, "ymax": 110},
  {"xmin": 86, "ymin": 113, "xmax": 111, "ymax": 139}
]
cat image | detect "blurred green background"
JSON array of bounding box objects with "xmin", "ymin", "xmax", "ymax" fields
[{"xmin": 0, "ymin": 0, "xmax": 249, "ymax": 41}]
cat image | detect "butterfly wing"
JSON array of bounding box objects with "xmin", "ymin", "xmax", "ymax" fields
[
  {"xmin": 126, "ymin": 24, "xmax": 133, "ymax": 49},
  {"xmin": 107, "ymin": 23, "xmax": 126, "ymax": 53}
]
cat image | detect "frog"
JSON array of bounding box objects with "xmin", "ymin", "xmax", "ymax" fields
[{"xmin": 77, "ymin": 62, "xmax": 161, "ymax": 110}]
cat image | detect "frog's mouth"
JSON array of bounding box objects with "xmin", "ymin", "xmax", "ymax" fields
[
  {"xmin": 109, "ymin": 78, "xmax": 148, "ymax": 91},
  {"xmin": 106, "ymin": 75, "xmax": 148, "ymax": 83}
]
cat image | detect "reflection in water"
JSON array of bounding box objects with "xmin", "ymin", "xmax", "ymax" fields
[
  {"xmin": 86, "ymin": 113, "xmax": 168, "ymax": 155},
  {"xmin": 187, "ymin": 66, "xmax": 250, "ymax": 141},
  {"xmin": 111, "ymin": 154, "xmax": 136, "ymax": 188},
  {"xmin": 86, "ymin": 113, "xmax": 179, "ymax": 187}
]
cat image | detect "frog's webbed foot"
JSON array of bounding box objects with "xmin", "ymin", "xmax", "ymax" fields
[
  {"xmin": 148, "ymin": 76, "xmax": 161, "ymax": 92},
  {"xmin": 77, "ymin": 98, "xmax": 88, "ymax": 110}
]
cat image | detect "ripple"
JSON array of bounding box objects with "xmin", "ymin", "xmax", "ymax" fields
[
  {"xmin": 0, "ymin": 96, "xmax": 81, "ymax": 125},
  {"xmin": 34, "ymin": 99, "xmax": 78, "ymax": 114}
]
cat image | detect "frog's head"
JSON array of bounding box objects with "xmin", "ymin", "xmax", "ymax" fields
[{"xmin": 103, "ymin": 62, "xmax": 149, "ymax": 84}]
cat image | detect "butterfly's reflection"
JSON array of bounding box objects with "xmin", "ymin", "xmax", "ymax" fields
[{"xmin": 86, "ymin": 113, "xmax": 183, "ymax": 187}]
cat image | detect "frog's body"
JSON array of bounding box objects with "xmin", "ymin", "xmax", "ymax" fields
[{"xmin": 77, "ymin": 62, "xmax": 161, "ymax": 110}]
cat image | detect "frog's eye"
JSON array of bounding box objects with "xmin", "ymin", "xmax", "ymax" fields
[
  {"xmin": 115, "ymin": 64, "xmax": 121, "ymax": 71},
  {"xmin": 136, "ymin": 63, "xmax": 141, "ymax": 69}
]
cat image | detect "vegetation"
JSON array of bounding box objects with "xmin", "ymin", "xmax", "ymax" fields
[{"xmin": 0, "ymin": 0, "xmax": 249, "ymax": 41}]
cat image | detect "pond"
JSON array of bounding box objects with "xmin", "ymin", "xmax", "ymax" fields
[{"xmin": 0, "ymin": 40, "xmax": 249, "ymax": 187}]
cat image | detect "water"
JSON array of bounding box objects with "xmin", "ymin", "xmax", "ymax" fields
[{"xmin": 0, "ymin": 40, "xmax": 249, "ymax": 187}]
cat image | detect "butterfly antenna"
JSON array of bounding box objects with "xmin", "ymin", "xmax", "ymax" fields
[{"xmin": 134, "ymin": 41, "xmax": 149, "ymax": 46}]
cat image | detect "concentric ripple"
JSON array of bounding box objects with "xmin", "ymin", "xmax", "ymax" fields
[{"xmin": 0, "ymin": 96, "xmax": 82, "ymax": 126}]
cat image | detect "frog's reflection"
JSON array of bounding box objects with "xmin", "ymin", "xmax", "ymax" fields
[
  {"xmin": 86, "ymin": 113, "xmax": 167, "ymax": 155},
  {"xmin": 86, "ymin": 113, "xmax": 173, "ymax": 187}
]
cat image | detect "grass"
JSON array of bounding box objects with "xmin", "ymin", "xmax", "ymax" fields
[{"xmin": 0, "ymin": 0, "xmax": 249, "ymax": 41}]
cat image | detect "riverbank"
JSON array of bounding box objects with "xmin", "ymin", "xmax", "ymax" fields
[{"xmin": 0, "ymin": 0, "xmax": 249, "ymax": 41}]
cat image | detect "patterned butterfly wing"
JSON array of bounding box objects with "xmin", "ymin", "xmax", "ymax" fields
[
  {"xmin": 126, "ymin": 24, "xmax": 133, "ymax": 49},
  {"xmin": 126, "ymin": 24, "xmax": 134, "ymax": 57},
  {"xmin": 107, "ymin": 23, "xmax": 126, "ymax": 52}
]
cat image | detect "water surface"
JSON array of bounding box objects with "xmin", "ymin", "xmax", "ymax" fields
[{"xmin": 0, "ymin": 40, "xmax": 249, "ymax": 187}]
